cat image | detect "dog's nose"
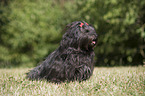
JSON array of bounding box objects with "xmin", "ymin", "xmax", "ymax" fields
[{"xmin": 95, "ymin": 34, "xmax": 98, "ymax": 38}]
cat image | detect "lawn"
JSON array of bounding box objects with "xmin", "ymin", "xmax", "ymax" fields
[{"xmin": 0, "ymin": 67, "xmax": 144, "ymax": 96}]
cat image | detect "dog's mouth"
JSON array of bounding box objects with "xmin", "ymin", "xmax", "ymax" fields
[
  {"xmin": 89, "ymin": 36, "xmax": 98, "ymax": 48},
  {"xmin": 91, "ymin": 39, "xmax": 97, "ymax": 46}
]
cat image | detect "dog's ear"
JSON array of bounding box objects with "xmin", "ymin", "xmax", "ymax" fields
[{"xmin": 78, "ymin": 36, "xmax": 90, "ymax": 51}]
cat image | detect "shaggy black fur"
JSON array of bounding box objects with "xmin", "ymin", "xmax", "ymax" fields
[{"xmin": 27, "ymin": 21, "xmax": 98, "ymax": 83}]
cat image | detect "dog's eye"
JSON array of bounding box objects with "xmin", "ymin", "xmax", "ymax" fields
[{"xmin": 86, "ymin": 30, "xmax": 89, "ymax": 33}]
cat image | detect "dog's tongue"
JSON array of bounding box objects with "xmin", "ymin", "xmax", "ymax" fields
[{"xmin": 92, "ymin": 41, "xmax": 96, "ymax": 45}]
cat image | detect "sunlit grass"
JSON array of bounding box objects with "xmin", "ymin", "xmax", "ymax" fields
[{"xmin": 0, "ymin": 67, "xmax": 144, "ymax": 96}]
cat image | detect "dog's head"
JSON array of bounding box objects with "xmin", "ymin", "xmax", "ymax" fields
[{"xmin": 61, "ymin": 21, "xmax": 98, "ymax": 51}]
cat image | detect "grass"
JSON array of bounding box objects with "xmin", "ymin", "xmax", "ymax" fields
[{"xmin": 0, "ymin": 67, "xmax": 144, "ymax": 96}]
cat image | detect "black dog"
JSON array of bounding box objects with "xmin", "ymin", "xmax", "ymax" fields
[{"xmin": 27, "ymin": 21, "xmax": 98, "ymax": 83}]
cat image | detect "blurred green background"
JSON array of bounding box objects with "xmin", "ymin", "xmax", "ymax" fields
[{"xmin": 0, "ymin": 0, "xmax": 144, "ymax": 67}]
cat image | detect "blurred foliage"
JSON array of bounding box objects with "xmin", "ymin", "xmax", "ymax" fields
[
  {"xmin": 0, "ymin": 0, "xmax": 144, "ymax": 67},
  {"xmin": 0, "ymin": 0, "xmax": 67, "ymax": 67},
  {"xmin": 76, "ymin": 0, "xmax": 145, "ymax": 66}
]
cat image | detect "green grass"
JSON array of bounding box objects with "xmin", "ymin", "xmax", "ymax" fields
[{"xmin": 0, "ymin": 67, "xmax": 144, "ymax": 96}]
